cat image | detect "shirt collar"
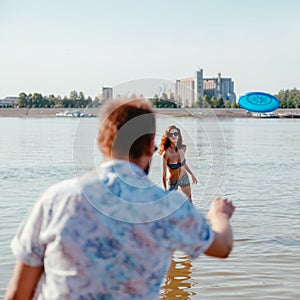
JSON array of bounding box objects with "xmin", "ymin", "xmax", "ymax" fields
[{"xmin": 100, "ymin": 159, "xmax": 147, "ymax": 178}]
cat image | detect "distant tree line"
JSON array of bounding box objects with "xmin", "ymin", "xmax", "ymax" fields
[
  {"xmin": 3, "ymin": 88, "xmax": 299, "ymax": 109},
  {"xmin": 17, "ymin": 91, "xmax": 100, "ymax": 108},
  {"xmin": 149, "ymin": 93, "xmax": 239, "ymax": 108},
  {"xmin": 149, "ymin": 93, "xmax": 178, "ymax": 108},
  {"xmin": 276, "ymin": 88, "xmax": 300, "ymax": 108},
  {"xmin": 194, "ymin": 95, "xmax": 239, "ymax": 108}
]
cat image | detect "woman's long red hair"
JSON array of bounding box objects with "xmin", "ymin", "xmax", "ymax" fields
[{"xmin": 159, "ymin": 125, "xmax": 183, "ymax": 155}]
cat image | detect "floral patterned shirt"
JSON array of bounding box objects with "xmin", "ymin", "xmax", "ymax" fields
[{"xmin": 11, "ymin": 160, "xmax": 214, "ymax": 300}]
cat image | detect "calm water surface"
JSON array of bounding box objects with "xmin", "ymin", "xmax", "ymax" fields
[{"xmin": 0, "ymin": 116, "xmax": 299, "ymax": 299}]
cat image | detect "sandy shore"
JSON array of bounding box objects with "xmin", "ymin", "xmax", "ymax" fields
[{"xmin": 0, "ymin": 108, "xmax": 299, "ymax": 118}]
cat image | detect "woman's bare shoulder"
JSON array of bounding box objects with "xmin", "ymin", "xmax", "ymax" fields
[{"xmin": 162, "ymin": 149, "xmax": 169, "ymax": 158}]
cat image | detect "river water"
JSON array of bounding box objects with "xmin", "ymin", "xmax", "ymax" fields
[{"xmin": 0, "ymin": 114, "xmax": 299, "ymax": 299}]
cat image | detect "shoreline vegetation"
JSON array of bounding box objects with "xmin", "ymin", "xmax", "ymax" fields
[
  {"xmin": 1, "ymin": 107, "xmax": 300, "ymax": 118},
  {"xmin": 1, "ymin": 88, "xmax": 300, "ymax": 110},
  {"xmin": 1, "ymin": 89, "xmax": 299, "ymax": 119}
]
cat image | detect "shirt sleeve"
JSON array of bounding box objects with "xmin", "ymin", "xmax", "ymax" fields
[
  {"xmin": 164, "ymin": 198, "xmax": 214, "ymax": 259},
  {"xmin": 11, "ymin": 196, "xmax": 46, "ymax": 267}
]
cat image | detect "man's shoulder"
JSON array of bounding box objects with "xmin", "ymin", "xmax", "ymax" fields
[
  {"xmin": 40, "ymin": 170, "xmax": 98, "ymax": 202},
  {"xmin": 43, "ymin": 177, "xmax": 79, "ymax": 195}
]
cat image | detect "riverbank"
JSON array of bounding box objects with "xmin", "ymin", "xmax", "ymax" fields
[{"xmin": 0, "ymin": 108, "xmax": 300, "ymax": 118}]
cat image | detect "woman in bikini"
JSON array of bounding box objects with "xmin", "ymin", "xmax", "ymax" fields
[{"xmin": 159, "ymin": 125, "xmax": 198, "ymax": 201}]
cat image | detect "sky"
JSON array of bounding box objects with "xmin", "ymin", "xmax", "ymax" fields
[{"xmin": 1, "ymin": 0, "xmax": 300, "ymax": 99}]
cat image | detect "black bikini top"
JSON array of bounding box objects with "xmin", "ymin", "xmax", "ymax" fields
[{"xmin": 167, "ymin": 158, "xmax": 186, "ymax": 170}]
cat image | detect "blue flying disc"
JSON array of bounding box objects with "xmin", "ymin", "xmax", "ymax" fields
[{"xmin": 238, "ymin": 92, "xmax": 280, "ymax": 113}]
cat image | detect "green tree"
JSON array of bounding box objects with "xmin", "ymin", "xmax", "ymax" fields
[
  {"xmin": 231, "ymin": 101, "xmax": 239, "ymax": 108},
  {"xmin": 217, "ymin": 97, "xmax": 225, "ymax": 108},
  {"xmin": 32, "ymin": 93, "xmax": 44, "ymax": 108},
  {"xmin": 48, "ymin": 94, "xmax": 56, "ymax": 108},
  {"xmin": 55, "ymin": 96, "xmax": 63, "ymax": 108},
  {"xmin": 69, "ymin": 90, "xmax": 78, "ymax": 101},
  {"xmin": 294, "ymin": 94, "xmax": 300, "ymax": 108},
  {"xmin": 225, "ymin": 100, "xmax": 231, "ymax": 108},
  {"xmin": 276, "ymin": 88, "xmax": 300, "ymax": 108},
  {"xmin": 203, "ymin": 95, "xmax": 211, "ymax": 108},
  {"xmin": 18, "ymin": 92, "xmax": 28, "ymax": 108},
  {"xmin": 276, "ymin": 89, "xmax": 287, "ymax": 103},
  {"xmin": 63, "ymin": 96, "xmax": 73, "ymax": 108},
  {"xmin": 211, "ymin": 96, "xmax": 217, "ymax": 108},
  {"xmin": 27, "ymin": 94, "xmax": 33, "ymax": 108},
  {"xmin": 287, "ymin": 98, "xmax": 295, "ymax": 108},
  {"xmin": 79, "ymin": 91, "xmax": 85, "ymax": 101}
]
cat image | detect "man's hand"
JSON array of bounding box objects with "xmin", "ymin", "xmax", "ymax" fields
[
  {"xmin": 208, "ymin": 197, "xmax": 235, "ymax": 220},
  {"xmin": 205, "ymin": 197, "xmax": 235, "ymax": 258}
]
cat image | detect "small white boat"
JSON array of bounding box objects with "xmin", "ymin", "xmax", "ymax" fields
[
  {"xmin": 252, "ymin": 112, "xmax": 278, "ymax": 118},
  {"xmin": 278, "ymin": 113, "xmax": 300, "ymax": 119},
  {"xmin": 56, "ymin": 110, "xmax": 96, "ymax": 118}
]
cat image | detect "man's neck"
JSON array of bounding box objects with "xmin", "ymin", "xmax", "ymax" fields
[{"xmin": 104, "ymin": 155, "xmax": 150, "ymax": 175}]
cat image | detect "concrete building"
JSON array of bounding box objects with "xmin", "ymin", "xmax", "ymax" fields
[
  {"xmin": 175, "ymin": 69, "xmax": 236, "ymax": 107},
  {"xmin": 0, "ymin": 96, "xmax": 18, "ymax": 107},
  {"xmin": 101, "ymin": 86, "xmax": 113, "ymax": 102},
  {"xmin": 203, "ymin": 73, "xmax": 235, "ymax": 102},
  {"xmin": 175, "ymin": 70, "xmax": 203, "ymax": 107}
]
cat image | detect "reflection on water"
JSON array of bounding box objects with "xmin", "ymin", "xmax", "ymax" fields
[{"xmin": 161, "ymin": 252, "xmax": 194, "ymax": 299}]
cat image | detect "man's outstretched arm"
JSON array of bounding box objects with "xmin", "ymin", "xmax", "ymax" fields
[
  {"xmin": 4, "ymin": 260, "xmax": 43, "ymax": 300},
  {"xmin": 204, "ymin": 197, "xmax": 235, "ymax": 258}
]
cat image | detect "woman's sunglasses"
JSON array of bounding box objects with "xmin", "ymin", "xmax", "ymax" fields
[{"xmin": 168, "ymin": 132, "xmax": 179, "ymax": 137}]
